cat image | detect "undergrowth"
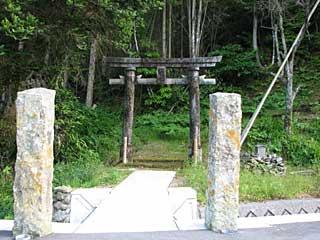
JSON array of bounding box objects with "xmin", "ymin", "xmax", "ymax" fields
[{"xmin": 179, "ymin": 164, "xmax": 320, "ymax": 204}]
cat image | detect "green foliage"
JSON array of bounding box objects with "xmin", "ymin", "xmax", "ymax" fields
[
  {"xmin": 208, "ymin": 44, "xmax": 264, "ymax": 83},
  {"xmin": 295, "ymin": 117, "xmax": 320, "ymax": 142},
  {"xmin": 54, "ymin": 149, "xmax": 101, "ymax": 187},
  {"xmin": 0, "ymin": 166, "xmax": 13, "ymax": 219},
  {"xmin": 54, "ymin": 151, "xmax": 130, "ymax": 188},
  {"xmin": 178, "ymin": 164, "xmax": 207, "ymax": 203},
  {"xmin": 244, "ymin": 116, "xmax": 284, "ymax": 154},
  {"xmin": 136, "ymin": 52, "xmax": 160, "ymax": 76},
  {"xmin": 145, "ymin": 87, "xmax": 173, "ymax": 108},
  {"xmin": 283, "ymin": 134, "xmax": 320, "ymax": 166},
  {"xmin": 54, "ymin": 89, "xmax": 121, "ymax": 165},
  {"xmin": 1, "ymin": 0, "xmax": 40, "ymax": 41},
  {"xmin": 135, "ymin": 111, "xmax": 189, "ymax": 138},
  {"xmin": 0, "ymin": 108, "xmax": 16, "ymax": 170}
]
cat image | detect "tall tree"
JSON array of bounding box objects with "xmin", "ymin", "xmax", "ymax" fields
[
  {"xmin": 253, "ymin": 1, "xmax": 263, "ymax": 67},
  {"xmin": 162, "ymin": 0, "xmax": 167, "ymax": 58},
  {"xmin": 86, "ymin": 36, "xmax": 98, "ymax": 107},
  {"xmin": 187, "ymin": 0, "xmax": 208, "ymax": 161},
  {"xmin": 188, "ymin": 0, "xmax": 208, "ymax": 57},
  {"xmin": 168, "ymin": 1, "xmax": 173, "ymax": 58}
]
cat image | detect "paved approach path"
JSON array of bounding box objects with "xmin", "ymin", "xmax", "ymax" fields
[{"xmin": 75, "ymin": 170, "xmax": 177, "ymax": 233}]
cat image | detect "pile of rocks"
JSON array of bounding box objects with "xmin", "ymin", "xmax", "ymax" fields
[
  {"xmin": 241, "ymin": 153, "xmax": 286, "ymax": 176},
  {"xmin": 53, "ymin": 186, "xmax": 72, "ymax": 223}
]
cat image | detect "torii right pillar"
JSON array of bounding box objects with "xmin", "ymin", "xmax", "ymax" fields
[
  {"xmin": 188, "ymin": 67, "xmax": 202, "ymax": 162},
  {"xmin": 205, "ymin": 93, "xmax": 242, "ymax": 233}
]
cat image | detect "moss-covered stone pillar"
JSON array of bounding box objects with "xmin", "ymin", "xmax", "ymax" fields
[
  {"xmin": 205, "ymin": 93, "xmax": 242, "ymax": 233},
  {"xmin": 13, "ymin": 88, "xmax": 55, "ymax": 238}
]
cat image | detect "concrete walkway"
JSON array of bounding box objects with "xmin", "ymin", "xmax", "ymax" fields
[{"xmin": 75, "ymin": 170, "xmax": 177, "ymax": 233}]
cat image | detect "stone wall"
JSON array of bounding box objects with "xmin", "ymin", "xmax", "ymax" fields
[
  {"xmin": 241, "ymin": 153, "xmax": 286, "ymax": 175},
  {"xmin": 53, "ymin": 186, "xmax": 72, "ymax": 223}
]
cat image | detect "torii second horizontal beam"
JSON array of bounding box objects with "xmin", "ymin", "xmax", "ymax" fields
[{"xmin": 109, "ymin": 78, "xmax": 216, "ymax": 85}]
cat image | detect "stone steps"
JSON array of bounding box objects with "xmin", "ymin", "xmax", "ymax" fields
[{"xmin": 119, "ymin": 159, "xmax": 185, "ymax": 169}]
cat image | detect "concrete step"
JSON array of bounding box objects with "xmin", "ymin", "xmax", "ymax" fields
[{"xmin": 119, "ymin": 159, "xmax": 185, "ymax": 169}]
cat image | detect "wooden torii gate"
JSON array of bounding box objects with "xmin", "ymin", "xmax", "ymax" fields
[{"xmin": 104, "ymin": 57, "xmax": 222, "ymax": 164}]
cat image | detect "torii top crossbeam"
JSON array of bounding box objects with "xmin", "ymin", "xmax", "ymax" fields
[{"xmin": 103, "ymin": 56, "xmax": 222, "ymax": 68}]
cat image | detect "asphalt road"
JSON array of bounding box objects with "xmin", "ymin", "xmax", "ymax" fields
[{"xmin": 1, "ymin": 222, "xmax": 319, "ymax": 240}]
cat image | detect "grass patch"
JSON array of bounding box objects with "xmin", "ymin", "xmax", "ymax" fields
[
  {"xmin": 54, "ymin": 160, "xmax": 131, "ymax": 188},
  {"xmin": 177, "ymin": 164, "xmax": 208, "ymax": 203},
  {"xmin": 0, "ymin": 162, "xmax": 131, "ymax": 220},
  {"xmin": 179, "ymin": 164, "xmax": 320, "ymax": 204},
  {"xmin": 0, "ymin": 167, "xmax": 13, "ymax": 220},
  {"xmin": 240, "ymin": 168, "xmax": 320, "ymax": 202}
]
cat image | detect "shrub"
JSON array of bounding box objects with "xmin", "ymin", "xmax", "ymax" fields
[
  {"xmin": 244, "ymin": 115, "xmax": 284, "ymax": 154},
  {"xmin": 283, "ymin": 134, "xmax": 320, "ymax": 166},
  {"xmin": 208, "ymin": 44, "xmax": 264, "ymax": 84},
  {"xmin": 53, "ymin": 150, "xmax": 102, "ymax": 187},
  {"xmin": 0, "ymin": 107, "xmax": 16, "ymax": 170},
  {"xmin": 54, "ymin": 89, "xmax": 121, "ymax": 165},
  {"xmin": 135, "ymin": 111, "xmax": 189, "ymax": 139}
]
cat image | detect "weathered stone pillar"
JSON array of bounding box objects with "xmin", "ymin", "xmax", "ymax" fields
[
  {"xmin": 205, "ymin": 93, "xmax": 242, "ymax": 233},
  {"xmin": 13, "ymin": 88, "xmax": 55, "ymax": 238}
]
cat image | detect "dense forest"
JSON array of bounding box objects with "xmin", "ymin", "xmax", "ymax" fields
[{"xmin": 0, "ymin": 0, "xmax": 320, "ymax": 219}]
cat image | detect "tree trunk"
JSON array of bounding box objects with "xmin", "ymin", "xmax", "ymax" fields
[
  {"xmin": 162, "ymin": 0, "xmax": 167, "ymax": 58},
  {"xmin": 191, "ymin": 0, "xmax": 196, "ymax": 57},
  {"xmin": 133, "ymin": 23, "xmax": 140, "ymax": 54},
  {"xmin": 274, "ymin": 24, "xmax": 281, "ymax": 67},
  {"xmin": 277, "ymin": 1, "xmax": 310, "ymax": 135},
  {"xmin": 149, "ymin": 12, "xmax": 157, "ymax": 42},
  {"xmin": 188, "ymin": 0, "xmax": 192, "ymax": 57},
  {"xmin": 18, "ymin": 41, "xmax": 24, "ymax": 51},
  {"xmin": 181, "ymin": 1, "xmax": 184, "ymax": 58},
  {"xmin": 279, "ymin": 10, "xmax": 294, "ymax": 134},
  {"xmin": 195, "ymin": 0, "xmax": 202, "ymax": 56},
  {"xmin": 284, "ymin": 63, "xmax": 294, "ymax": 134},
  {"xmin": 253, "ymin": 3, "xmax": 262, "ymax": 67},
  {"xmin": 168, "ymin": 2, "xmax": 172, "ymax": 58},
  {"xmin": 44, "ymin": 38, "xmax": 50, "ymax": 66},
  {"xmin": 63, "ymin": 54, "xmax": 69, "ymax": 89},
  {"xmin": 86, "ymin": 36, "xmax": 98, "ymax": 107}
]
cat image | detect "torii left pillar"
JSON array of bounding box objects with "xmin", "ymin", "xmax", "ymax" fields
[{"xmin": 120, "ymin": 67, "xmax": 136, "ymax": 163}]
